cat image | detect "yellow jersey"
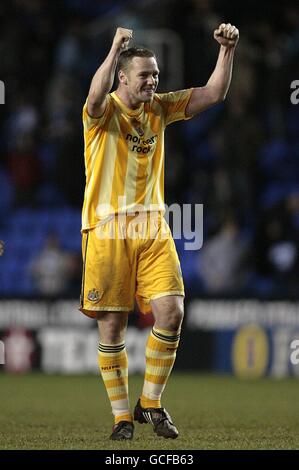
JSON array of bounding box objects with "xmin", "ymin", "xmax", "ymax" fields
[{"xmin": 81, "ymin": 88, "xmax": 193, "ymax": 231}]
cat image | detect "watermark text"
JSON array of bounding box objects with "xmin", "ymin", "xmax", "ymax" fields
[
  {"xmin": 0, "ymin": 340, "xmax": 5, "ymax": 364},
  {"xmin": 290, "ymin": 80, "xmax": 299, "ymax": 105},
  {"xmin": 290, "ymin": 339, "xmax": 299, "ymax": 365},
  {"xmin": 0, "ymin": 80, "xmax": 4, "ymax": 104},
  {"xmin": 94, "ymin": 199, "xmax": 203, "ymax": 250}
]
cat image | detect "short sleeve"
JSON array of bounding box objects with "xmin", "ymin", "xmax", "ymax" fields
[
  {"xmin": 155, "ymin": 89, "xmax": 194, "ymax": 127},
  {"xmin": 82, "ymin": 94, "xmax": 113, "ymax": 131}
]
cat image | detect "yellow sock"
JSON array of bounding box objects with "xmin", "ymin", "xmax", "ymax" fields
[
  {"xmin": 140, "ymin": 327, "xmax": 180, "ymax": 409},
  {"xmin": 98, "ymin": 342, "xmax": 132, "ymax": 424}
]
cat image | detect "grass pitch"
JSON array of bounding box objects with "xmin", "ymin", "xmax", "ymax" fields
[{"xmin": 0, "ymin": 373, "xmax": 299, "ymax": 450}]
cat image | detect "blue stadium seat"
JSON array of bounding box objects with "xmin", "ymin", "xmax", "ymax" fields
[
  {"xmin": 260, "ymin": 184, "xmax": 288, "ymax": 208},
  {"xmin": 37, "ymin": 183, "xmax": 66, "ymax": 206},
  {"xmin": 259, "ymin": 139, "xmax": 288, "ymax": 177}
]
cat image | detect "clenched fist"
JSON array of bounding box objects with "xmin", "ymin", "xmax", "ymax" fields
[
  {"xmin": 112, "ymin": 27, "xmax": 133, "ymax": 51},
  {"xmin": 214, "ymin": 23, "xmax": 239, "ymax": 48}
]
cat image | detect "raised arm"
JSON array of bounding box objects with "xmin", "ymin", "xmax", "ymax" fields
[
  {"xmin": 87, "ymin": 27, "xmax": 133, "ymax": 118},
  {"xmin": 185, "ymin": 23, "xmax": 239, "ymax": 117}
]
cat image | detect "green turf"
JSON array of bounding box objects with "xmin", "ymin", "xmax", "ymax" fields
[{"xmin": 0, "ymin": 372, "xmax": 299, "ymax": 450}]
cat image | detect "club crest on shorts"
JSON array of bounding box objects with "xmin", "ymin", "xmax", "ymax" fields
[{"xmin": 87, "ymin": 288, "xmax": 102, "ymax": 302}]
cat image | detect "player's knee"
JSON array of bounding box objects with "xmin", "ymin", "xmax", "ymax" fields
[
  {"xmin": 156, "ymin": 305, "xmax": 184, "ymax": 332},
  {"xmin": 105, "ymin": 322, "xmax": 123, "ymax": 342},
  {"xmin": 167, "ymin": 307, "xmax": 184, "ymax": 331},
  {"xmin": 97, "ymin": 312, "xmax": 127, "ymax": 343}
]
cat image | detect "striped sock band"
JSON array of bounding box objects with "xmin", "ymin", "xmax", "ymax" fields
[
  {"xmin": 98, "ymin": 342, "xmax": 132, "ymax": 424},
  {"xmin": 140, "ymin": 327, "xmax": 181, "ymax": 409}
]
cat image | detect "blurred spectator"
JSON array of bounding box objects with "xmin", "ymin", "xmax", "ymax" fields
[
  {"xmin": 254, "ymin": 196, "xmax": 299, "ymax": 296},
  {"xmin": 7, "ymin": 133, "xmax": 41, "ymax": 206},
  {"xmin": 5, "ymin": 95, "xmax": 39, "ymax": 150},
  {"xmin": 199, "ymin": 214, "xmax": 250, "ymax": 294},
  {"xmin": 45, "ymin": 72, "xmax": 84, "ymax": 139},
  {"xmin": 30, "ymin": 233, "xmax": 75, "ymax": 296},
  {"xmin": 176, "ymin": 0, "xmax": 221, "ymax": 86},
  {"xmin": 0, "ymin": 240, "xmax": 4, "ymax": 256}
]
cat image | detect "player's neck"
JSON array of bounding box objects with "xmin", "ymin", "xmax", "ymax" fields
[{"xmin": 115, "ymin": 88, "xmax": 142, "ymax": 110}]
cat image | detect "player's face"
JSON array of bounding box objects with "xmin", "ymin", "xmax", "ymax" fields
[{"xmin": 126, "ymin": 57, "xmax": 159, "ymax": 103}]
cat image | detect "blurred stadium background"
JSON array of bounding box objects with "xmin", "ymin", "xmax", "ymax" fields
[{"xmin": 1, "ymin": 0, "xmax": 299, "ymax": 449}]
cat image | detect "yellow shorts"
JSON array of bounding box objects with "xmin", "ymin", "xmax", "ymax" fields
[{"xmin": 79, "ymin": 212, "xmax": 184, "ymax": 318}]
